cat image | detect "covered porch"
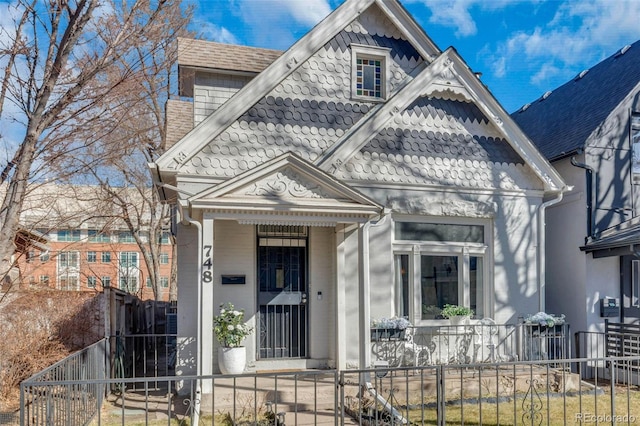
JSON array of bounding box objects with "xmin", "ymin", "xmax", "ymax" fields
[{"xmin": 173, "ymin": 153, "xmax": 385, "ymax": 382}]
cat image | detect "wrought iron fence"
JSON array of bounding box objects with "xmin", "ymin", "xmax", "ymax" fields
[
  {"xmin": 20, "ymin": 339, "xmax": 108, "ymax": 426},
  {"xmin": 111, "ymin": 333, "xmax": 177, "ymax": 390},
  {"xmin": 372, "ymin": 323, "xmax": 570, "ymax": 369},
  {"xmin": 21, "ymin": 355, "xmax": 640, "ymax": 425}
]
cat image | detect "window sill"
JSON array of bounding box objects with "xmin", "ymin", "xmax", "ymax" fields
[{"xmin": 351, "ymin": 95, "xmax": 385, "ymax": 104}]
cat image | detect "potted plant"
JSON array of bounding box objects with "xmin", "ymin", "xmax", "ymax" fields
[
  {"xmin": 370, "ymin": 316, "xmax": 411, "ymax": 341},
  {"xmin": 441, "ymin": 304, "xmax": 474, "ymax": 325},
  {"xmin": 213, "ymin": 303, "xmax": 253, "ymax": 374},
  {"xmin": 523, "ymin": 312, "xmax": 565, "ymax": 331}
]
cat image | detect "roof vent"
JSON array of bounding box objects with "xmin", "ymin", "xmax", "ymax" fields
[
  {"xmin": 541, "ymin": 91, "xmax": 552, "ymax": 100},
  {"xmin": 520, "ymin": 103, "xmax": 531, "ymax": 112},
  {"xmin": 575, "ymin": 69, "xmax": 589, "ymax": 80},
  {"xmin": 615, "ymin": 44, "xmax": 631, "ymax": 57}
]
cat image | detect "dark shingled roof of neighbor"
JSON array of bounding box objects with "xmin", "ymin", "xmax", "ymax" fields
[{"xmin": 511, "ymin": 39, "xmax": 640, "ymax": 161}]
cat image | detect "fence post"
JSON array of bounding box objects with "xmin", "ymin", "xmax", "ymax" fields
[
  {"xmin": 610, "ymin": 358, "xmax": 616, "ymax": 425},
  {"xmin": 437, "ymin": 364, "xmax": 445, "ymax": 426},
  {"xmin": 19, "ymin": 382, "xmax": 25, "ymax": 426}
]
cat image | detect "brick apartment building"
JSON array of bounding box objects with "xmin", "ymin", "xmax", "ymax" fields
[{"xmin": 7, "ymin": 183, "xmax": 174, "ymax": 301}]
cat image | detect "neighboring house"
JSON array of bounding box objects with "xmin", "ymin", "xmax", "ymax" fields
[
  {"xmin": 152, "ymin": 0, "xmax": 566, "ymax": 378},
  {"xmin": 512, "ymin": 40, "xmax": 640, "ymax": 334},
  {"xmin": 5, "ymin": 184, "xmax": 174, "ymax": 301}
]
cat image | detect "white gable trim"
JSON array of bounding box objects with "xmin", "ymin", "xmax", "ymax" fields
[
  {"xmin": 156, "ymin": 0, "xmax": 441, "ymax": 177},
  {"xmin": 187, "ymin": 153, "xmax": 383, "ymax": 218},
  {"xmin": 445, "ymin": 51, "xmax": 566, "ymax": 192}
]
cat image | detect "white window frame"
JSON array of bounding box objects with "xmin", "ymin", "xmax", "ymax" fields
[
  {"xmin": 57, "ymin": 251, "xmax": 80, "ymax": 291},
  {"xmin": 392, "ymin": 216, "xmax": 492, "ymax": 325},
  {"xmin": 632, "ymin": 113, "xmax": 640, "ymax": 176},
  {"xmin": 350, "ymin": 44, "xmax": 390, "ymax": 102},
  {"xmin": 118, "ymin": 251, "xmax": 140, "ymax": 293},
  {"xmin": 632, "ymin": 259, "xmax": 640, "ymax": 307}
]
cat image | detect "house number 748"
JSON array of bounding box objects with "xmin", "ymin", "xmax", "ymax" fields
[{"xmin": 202, "ymin": 245, "xmax": 213, "ymax": 283}]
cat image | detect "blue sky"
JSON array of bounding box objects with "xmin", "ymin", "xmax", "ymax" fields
[{"xmin": 191, "ymin": 0, "xmax": 640, "ymax": 113}]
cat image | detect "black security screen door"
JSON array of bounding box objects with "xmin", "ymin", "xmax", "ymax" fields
[{"xmin": 257, "ymin": 225, "xmax": 308, "ymax": 359}]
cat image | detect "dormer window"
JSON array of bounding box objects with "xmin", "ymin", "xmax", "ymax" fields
[
  {"xmin": 351, "ymin": 44, "xmax": 390, "ymax": 101},
  {"xmin": 356, "ymin": 58, "xmax": 381, "ymax": 98}
]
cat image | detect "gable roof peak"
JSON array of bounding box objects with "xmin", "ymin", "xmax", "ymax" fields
[{"xmin": 157, "ymin": 0, "xmax": 442, "ymax": 175}]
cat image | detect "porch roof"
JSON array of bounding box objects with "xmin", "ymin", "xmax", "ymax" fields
[
  {"xmin": 186, "ymin": 152, "xmax": 383, "ymax": 225},
  {"xmin": 581, "ymin": 218, "xmax": 640, "ymax": 257}
]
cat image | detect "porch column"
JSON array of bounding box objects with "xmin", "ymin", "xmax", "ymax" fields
[
  {"xmin": 201, "ymin": 214, "xmax": 215, "ymax": 389},
  {"xmin": 335, "ymin": 225, "xmax": 347, "ymax": 370},
  {"xmin": 359, "ymin": 223, "xmax": 371, "ymax": 369}
]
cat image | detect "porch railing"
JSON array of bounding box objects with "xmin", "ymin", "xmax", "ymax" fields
[
  {"xmin": 371, "ymin": 323, "xmax": 570, "ymax": 368},
  {"xmin": 20, "ymin": 356, "xmax": 640, "ymax": 425}
]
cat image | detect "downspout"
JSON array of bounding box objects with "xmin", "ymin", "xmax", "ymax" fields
[
  {"xmin": 360, "ymin": 209, "xmax": 390, "ymax": 369},
  {"xmin": 177, "ymin": 201, "xmax": 202, "ymax": 426},
  {"xmin": 537, "ymin": 188, "xmax": 570, "ymax": 312},
  {"xmin": 571, "ymin": 156, "xmax": 595, "ymax": 243},
  {"xmin": 150, "ymin": 175, "xmax": 201, "ymax": 425}
]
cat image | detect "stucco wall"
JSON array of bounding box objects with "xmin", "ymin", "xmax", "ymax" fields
[
  {"xmin": 210, "ymin": 220, "xmax": 257, "ymax": 371},
  {"xmin": 585, "ymin": 256, "xmax": 619, "ymax": 333},
  {"xmin": 308, "ymin": 227, "xmax": 336, "ymax": 364},
  {"xmin": 359, "ymin": 186, "xmax": 543, "ymax": 325},
  {"xmin": 545, "ymin": 157, "xmax": 589, "ymax": 334},
  {"xmin": 175, "ymin": 222, "xmax": 199, "ymax": 379}
]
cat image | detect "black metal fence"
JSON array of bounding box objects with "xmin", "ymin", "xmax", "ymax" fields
[
  {"xmin": 20, "ymin": 339, "xmax": 108, "ymax": 426},
  {"xmin": 21, "ymin": 355, "xmax": 640, "ymax": 425}
]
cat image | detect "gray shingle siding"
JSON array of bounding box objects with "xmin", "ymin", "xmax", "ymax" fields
[{"xmin": 324, "ymin": 30, "xmax": 422, "ymax": 61}]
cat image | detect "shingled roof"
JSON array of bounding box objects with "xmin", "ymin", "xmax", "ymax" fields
[
  {"xmin": 511, "ymin": 40, "xmax": 640, "ymax": 161},
  {"xmin": 177, "ymin": 37, "xmax": 283, "ymax": 74}
]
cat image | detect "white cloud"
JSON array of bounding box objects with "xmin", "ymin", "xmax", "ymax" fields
[
  {"xmin": 198, "ymin": 22, "xmax": 239, "ymax": 44},
  {"xmin": 234, "ymin": 0, "xmax": 332, "ymax": 48},
  {"xmin": 530, "ymin": 62, "xmax": 561, "ymax": 85},
  {"xmin": 484, "ymin": 0, "xmax": 640, "ymax": 91},
  {"xmin": 405, "ymin": 0, "xmax": 477, "ymax": 37},
  {"xmin": 272, "ymin": 0, "xmax": 332, "ymax": 26}
]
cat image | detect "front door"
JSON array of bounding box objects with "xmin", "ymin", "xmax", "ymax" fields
[{"xmin": 257, "ymin": 226, "xmax": 308, "ymax": 359}]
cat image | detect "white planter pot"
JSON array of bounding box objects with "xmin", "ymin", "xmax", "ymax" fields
[
  {"xmin": 218, "ymin": 347, "xmax": 246, "ymax": 375},
  {"xmin": 449, "ymin": 315, "xmax": 471, "ymax": 326}
]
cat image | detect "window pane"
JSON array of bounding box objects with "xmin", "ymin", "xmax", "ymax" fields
[
  {"xmin": 396, "ymin": 222, "xmax": 484, "ymax": 243},
  {"xmin": 363, "ymin": 63, "xmax": 375, "ymax": 90},
  {"xmin": 421, "ymin": 255, "xmax": 459, "ymax": 320},
  {"xmin": 470, "ymin": 256, "xmax": 483, "ymax": 317},
  {"xmin": 394, "ymin": 254, "xmax": 409, "ymax": 317},
  {"xmin": 633, "ymin": 114, "xmax": 640, "ymax": 174}
]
